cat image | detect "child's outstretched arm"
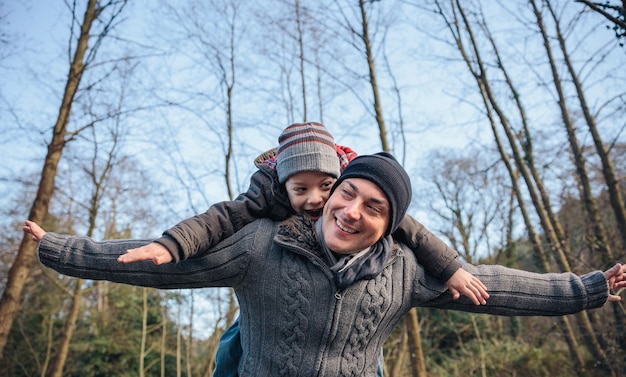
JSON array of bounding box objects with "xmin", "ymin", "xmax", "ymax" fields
[
  {"xmin": 393, "ymin": 215, "xmax": 489, "ymax": 305},
  {"xmin": 120, "ymin": 166, "xmax": 293, "ymax": 264}
]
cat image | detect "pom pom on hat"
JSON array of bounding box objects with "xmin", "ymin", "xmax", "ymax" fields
[
  {"xmin": 331, "ymin": 152, "xmax": 412, "ymax": 236},
  {"xmin": 276, "ymin": 122, "xmax": 341, "ymax": 184}
]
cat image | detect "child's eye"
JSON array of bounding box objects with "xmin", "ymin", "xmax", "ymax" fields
[
  {"xmin": 289, "ymin": 186, "xmax": 307, "ymax": 194},
  {"xmin": 321, "ymin": 181, "xmax": 333, "ymax": 189}
]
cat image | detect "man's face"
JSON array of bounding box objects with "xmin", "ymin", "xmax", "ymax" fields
[
  {"xmin": 285, "ymin": 171, "xmax": 337, "ymax": 221},
  {"xmin": 322, "ymin": 178, "xmax": 390, "ymax": 254}
]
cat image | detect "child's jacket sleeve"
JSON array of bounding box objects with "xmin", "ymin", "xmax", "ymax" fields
[
  {"xmin": 156, "ymin": 167, "xmax": 294, "ymax": 262},
  {"xmin": 393, "ymin": 215, "xmax": 462, "ymax": 282}
]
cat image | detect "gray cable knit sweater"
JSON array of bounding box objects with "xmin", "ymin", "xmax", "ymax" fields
[{"xmin": 38, "ymin": 216, "xmax": 609, "ymax": 377}]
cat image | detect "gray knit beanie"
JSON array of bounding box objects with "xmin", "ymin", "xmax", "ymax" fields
[
  {"xmin": 276, "ymin": 122, "xmax": 341, "ymax": 184},
  {"xmin": 330, "ymin": 152, "xmax": 412, "ymax": 237}
]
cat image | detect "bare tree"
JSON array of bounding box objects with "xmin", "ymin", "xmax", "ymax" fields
[
  {"xmin": 49, "ymin": 128, "xmax": 122, "ymax": 376},
  {"xmin": 357, "ymin": 0, "xmax": 390, "ymax": 151},
  {"xmin": 0, "ymin": 0, "xmax": 129, "ymax": 358},
  {"xmin": 546, "ymin": 0, "xmax": 626, "ymax": 255},
  {"xmin": 429, "ymin": 0, "xmax": 600, "ymax": 372},
  {"xmin": 0, "ymin": 2, "xmax": 15, "ymax": 62},
  {"xmin": 536, "ymin": 0, "xmax": 614, "ymax": 266},
  {"xmin": 528, "ymin": 2, "xmax": 617, "ymax": 372},
  {"xmin": 155, "ymin": 0, "xmax": 244, "ymax": 202},
  {"xmin": 428, "ymin": 150, "xmax": 506, "ymax": 264},
  {"xmin": 575, "ymin": 0, "xmax": 626, "ymax": 45},
  {"xmin": 294, "ymin": 0, "xmax": 309, "ymax": 120}
]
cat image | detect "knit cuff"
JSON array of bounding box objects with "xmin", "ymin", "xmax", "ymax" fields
[
  {"xmin": 440, "ymin": 258, "xmax": 463, "ymax": 283},
  {"xmin": 154, "ymin": 235, "xmax": 181, "ymax": 263},
  {"xmin": 37, "ymin": 233, "xmax": 64, "ymax": 268},
  {"xmin": 580, "ymin": 271, "xmax": 609, "ymax": 309}
]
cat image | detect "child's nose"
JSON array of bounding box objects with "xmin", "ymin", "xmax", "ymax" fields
[{"xmin": 307, "ymin": 191, "xmax": 324, "ymax": 205}]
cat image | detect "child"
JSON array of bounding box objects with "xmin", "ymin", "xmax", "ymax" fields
[
  {"xmin": 118, "ymin": 122, "xmax": 356, "ymax": 265},
  {"xmin": 27, "ymin": 122, "xmax": 489, "ymax": 377}
]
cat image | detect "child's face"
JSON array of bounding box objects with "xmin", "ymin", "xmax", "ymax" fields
[{"xmin": 284, "ymin": 171, "xmax": 337, "ymax": 220}]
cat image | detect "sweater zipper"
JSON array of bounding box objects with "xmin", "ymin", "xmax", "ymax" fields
[
  {"xmin": 318, "ymin": 287, "xmax": 344, "ymax": 376},
  {"xmin": 280, "ymin": 241, "xmax": 337, "ymax": 281}
]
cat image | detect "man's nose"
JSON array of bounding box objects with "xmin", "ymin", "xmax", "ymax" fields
[{"xmin": 342, "ymin": 200, "xmax": 360, "ymax": 219}]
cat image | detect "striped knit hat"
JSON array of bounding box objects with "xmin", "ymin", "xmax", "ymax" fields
[{"xmin": 276, "ymin": 122, "xmax": 341, "ymax": 184}]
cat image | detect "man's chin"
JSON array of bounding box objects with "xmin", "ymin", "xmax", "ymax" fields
[{"xmin": 324, "ymin": 236, "xmax": 356, "ymax": 255}]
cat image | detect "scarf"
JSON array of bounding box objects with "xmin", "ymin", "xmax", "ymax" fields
[{"xmin": 316, "ymin": 219, "xmax": 393, "ymax": 290}]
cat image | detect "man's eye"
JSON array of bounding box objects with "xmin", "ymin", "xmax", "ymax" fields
[{"xmin": 367, "ymin": 205, "xmax": 381, "ymax": 214}]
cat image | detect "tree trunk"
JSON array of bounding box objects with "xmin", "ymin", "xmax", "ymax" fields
[
  {"xmin": 482, "ymin": 86, "xmax": 587, "ymax": 371},
  {"xmin": 406, "ymin": 309, "xmax": 426, "ymax": 377},
  {"xmin": 530, "ymin": 2, "xmax": 614, "ymax": 373},
  {"xmin": 48, "ymin": 279, "xmax": 83, "ymax": 377},
  {"xmin": 187, "ymin": 292, "xmax": 194, "ymax": 377},
  {"xmin": 388, "ymin": 319, "xmax": 408, "ymax": 377},
  {"xmin": 295, "ymin": 0, "xmax": 308, "ymax": 121},
  {"xmin": 201, "ymin": 290, "xmax": 239, "ymax": 377},
  {"xmin": 548, "ymin": 0, "xmax": 626, "ymax": 254},
  {"xmin": 177, "ymin": 296, "xmax": 182, "ymax": 377},
  {"xmin": 542, "ymin": 0, "xmax": 614, "ymax": 265},
  {"xmin": 140, "ymin": 288, "xmax": 148, "ymax": 377},
  {"xmin": 47, "ymin": 65, "xmax": 125, "ymax": 375},
  {"xmin": 435, "ymin": 0, "xmax": 590, "ymax": 371},
  {"xmin": 359, "ymin": 0, "xmax": 389, "ymax": 153},
  {"xmin": 0, "ymin": 0, "xmax": 98, "ymax": 359},
  {"xmin": 161, "ymin": 304, "xmax": 167, "ymax": 377}
]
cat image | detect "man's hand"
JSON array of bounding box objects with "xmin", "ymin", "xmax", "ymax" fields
[
  {"xmin": 118, "ymin": 242, "xmax": 174, "ymax": 265},
  {"xmin": 604, "ymin": 263, "xmax": 626, "ymax": 302},
  {"xmin": 23, "ymin": 220, "xmax": 46, "ymax": 243},
  {"xmin": 446, "ymin": 268, "xmax": 489, "ymax": 305}
]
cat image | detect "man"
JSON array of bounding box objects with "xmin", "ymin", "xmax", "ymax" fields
[{"xmin": 26, "ymin": 152, "xmax": 626, "ymax": 377}]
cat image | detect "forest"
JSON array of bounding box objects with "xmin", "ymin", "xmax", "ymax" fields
[{"xmin": 0, "ymin": 0, "xmax": 625, "ymax": 376}]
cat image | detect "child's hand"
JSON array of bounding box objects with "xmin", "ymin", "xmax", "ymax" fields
[
  {"xmin": 118, "ymin": 242, "xmax": 174, "ymax": 265},
  {"xmin": 446, "ymin": 268, "xmax": 489, "ymax": 305},
  {"xmin": 604, "ymin": 263, "xmax": 626, "ymax": 302},
  {"xmin": 23, "ymin": 220, "xmax": 46, "ymax": 243}
]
